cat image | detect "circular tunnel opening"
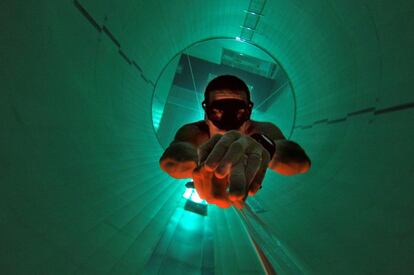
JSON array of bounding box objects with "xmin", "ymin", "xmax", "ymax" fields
[{"xmin": 151, "ymin": 37, "xmax": 296, "ymax": 148}]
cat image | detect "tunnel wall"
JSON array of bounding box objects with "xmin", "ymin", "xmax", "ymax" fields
[
  {"xmin": 0, "ymin": 1, "xmax": 184, "ymax": 273},
  {"xmin": 253, "ymin": 1, "xmax": 414, "ymax": 273},
  {"xmin": 1, "ymin": 0, "xmax": 413, "ymax": 274}
]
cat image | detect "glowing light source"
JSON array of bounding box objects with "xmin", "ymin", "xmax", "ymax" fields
[
  {"xmin": 182, "ymin": 188, "xmax": 207, "ymax": 204},
  {"xmin": 182, "ymin": 188, "xmax": 193, "ymax": 199},
  {"xmin": 183, "ymin": 185, "xmax": 208, "ymax": 216},
  {"xmin": 190, "ymin": 191, "xmax": 203, "ymax": 203}
]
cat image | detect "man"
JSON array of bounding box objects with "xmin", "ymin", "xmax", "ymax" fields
[{"xmin": 159, "ymin": 75, "xmax": 311, "ymax": 209}]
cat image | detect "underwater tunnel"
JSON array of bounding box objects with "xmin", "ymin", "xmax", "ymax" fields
[{"xmin": 1, "ymin": 0, "xmax": 413, "ymax": 274}]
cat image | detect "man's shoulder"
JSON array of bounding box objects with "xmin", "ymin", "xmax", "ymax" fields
[
  {"xmin": 250, "ymin": 120, "xmax": 276, "ymax": 128},
  {"xmin": 248, "ymin": 120, "xmax": 278, "ymax": 131},
  {"xmin": 248, "ymin": 120, "xmax": 285, "ymax": 140},
  {"xmin": 179, "ymin": 120, "xmax": 209, "ymax": 133},
  {"xmin": 175, "ymin": 121, "xmax": 209, "ymax": 145}
]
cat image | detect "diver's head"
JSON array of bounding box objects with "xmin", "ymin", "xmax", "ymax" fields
[{"xmin": 202, "ymin": 75, "xmax": 253, "ymax": 131}]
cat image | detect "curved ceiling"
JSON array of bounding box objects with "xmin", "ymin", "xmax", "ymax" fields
[{"xmin": 1, "ymin": 0, "xmax": 413, "ymax": 274}]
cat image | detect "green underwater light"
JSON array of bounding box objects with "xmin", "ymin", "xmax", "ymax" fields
[{"xmin": 183, "ymin": 182, "xmax": 208, "ymax": 216}]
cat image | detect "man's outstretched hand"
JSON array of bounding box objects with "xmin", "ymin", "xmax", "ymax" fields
[{"xmin": 193, "ymin": 131, "xmax": 271, "ymax": 209}]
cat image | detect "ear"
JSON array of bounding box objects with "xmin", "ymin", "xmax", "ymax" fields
[
  {"xmin": 247, "ymin": 102, "xmax": 254, "ymax": 117},
  {"xmin": 202, "ymin": 101, "xmax": 206, "ymax": 110}
]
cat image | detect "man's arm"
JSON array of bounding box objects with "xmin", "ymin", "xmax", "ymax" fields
[
  {"xmin": 271, "ymin": 139, "xmax": 311, "ymax": 175},
  {"xmin": 159, "ymin": 124, "xmax": 200, "ymax": 179},
  {"xmin": 256, "ymin": 122, "xmax": 311, "ymax": 176}
]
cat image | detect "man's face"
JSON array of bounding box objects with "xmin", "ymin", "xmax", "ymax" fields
[{"xmin": 205, "ymin": 89, "xmax": 251, "ymax": 131}]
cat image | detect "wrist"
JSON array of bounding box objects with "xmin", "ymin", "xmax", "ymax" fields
[{"xmin": 250, "ymin": 133, "xmax": 276, "ymax": 159}]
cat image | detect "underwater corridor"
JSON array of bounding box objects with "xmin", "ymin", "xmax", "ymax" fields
[{"xmin": 1, "ymin": 0, "xmax": 413, "ymax": 274}]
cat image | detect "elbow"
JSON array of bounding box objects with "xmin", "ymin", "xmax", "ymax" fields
[
  {"xmin": 159, "ymin": 158, "xmax": 197, "ymax": 179},
  {"xmin": 272, "ymin": 161, "xmax": 310, "ymax": 176},
  {"xmin": 299, "ymin": 161, "xmax": 311, "ymax": 174}
]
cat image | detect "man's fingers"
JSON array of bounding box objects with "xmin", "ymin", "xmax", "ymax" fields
[
  {"xmin": 204, "ymin": 131, "xmax": 241, "ymax": 171},
  {"xmin": 192, "ymin": 166, "xmax": 232, "ymax": 208},
  {"xmin": 192, "ymin": 167, "xmax": 206, "ymax": 200},
  {"xmin": 192, "ymin": 166, "xmax": 214, "ymax": 201},
  {"xmin": 248, "ymin": 168, "xmax": 267, "ymax": 196},
  {"xmin": 215, "ymin": 138, "xmax": 249, "ymax": 178},
  {"xmin": 248, "ymin": 181, "xmax": 262, "ymax": 196},
  {"xmin": 248, "ymin": 150, "xmax": 270, "ymax": 196},
  {"xmin": 198, "ymin": 134, "xmax": 222, "ymax": 165},
  {"xmin": 244, "ymin": 154, "xmax": 262, "ymax": 186},
  {"xmin": 208, "ymin": 177, "xmax": 232, "ymax": 208},
  {"xmin": 228, "ymin": 159, "xmax": 247, "ymax": 201},
  {"xmin": 244, "ymin": 142, "xmax": 264, "ymax": 185},
  {"xmin": 232, "ymin": 200, "xmax": 245, "ymax": 209}
]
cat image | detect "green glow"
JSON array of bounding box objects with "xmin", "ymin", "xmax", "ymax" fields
[
  {"xmin": 183, "ymin": 188, "xmax": 207, "ymax": 204},
  {"xmin": 1, "ymin": 1, "xmax": 413, "ymax": 274}
]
